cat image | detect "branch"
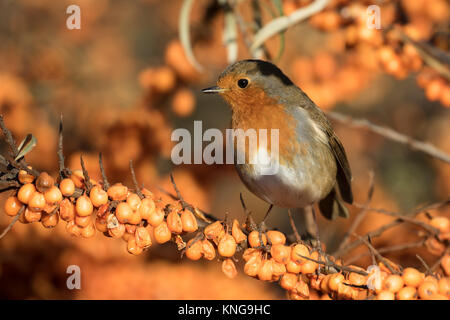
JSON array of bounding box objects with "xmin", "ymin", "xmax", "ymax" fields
[{"xmin": 327, "ymin": 111, "xmax": 450, "ymax": 164}]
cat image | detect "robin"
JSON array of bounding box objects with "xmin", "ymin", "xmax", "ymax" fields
[{"xmin": 202, "ymin": 59, "xmax": 353, "ymax": 236}]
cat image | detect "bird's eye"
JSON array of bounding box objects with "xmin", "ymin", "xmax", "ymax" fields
[{"xmin": 237, "ymin": 79, "xmax": 248, "ymax": 88}]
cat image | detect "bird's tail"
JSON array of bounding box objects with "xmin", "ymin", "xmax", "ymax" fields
[{"xmin": 318, "ymin": 186, "xmax": 350, "ymax": 220}]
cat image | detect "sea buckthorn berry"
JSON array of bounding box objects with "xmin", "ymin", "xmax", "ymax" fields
[
  {"xmin": 222, "ymin": 259, "xmax": 237, "ymax": 279},
  {"xmin": 76, "ymin": 195, "xmax": 93, "ymax": 217},
  {"xmin": 80, "ymin": 223, "xmax": 96, "ymax": 238},
  {"xmin": 428, "ymin": 294, "xmax": 449, "ymax": 300},
  {"xmin": 89, "ymin": 186, "xmax": 108, "ymax": 207},
  {"xmin": 4, "ymin": 196, "xmax": 23, "ymax": 216},
  {"xmin": 442, "ymin": 254, "xmax": 450, "ymax": 276},
  {"xmin": 430, "ymin": 216, "xmax": 450, "ymax": 234},
  {"xmin": 147, "ymin": 206, "xmax": 164, "ymax": 227},
  {"xmin": 295, "ymin": 279, "xmax": 310, "ymax": 299},
  {"xmin": 41, "ymin": 212, "xmax": 59, "ymax": 228},
  {"xmin": 218, "ymin": 234, "xmax": 237, "ymax": 257},
  {"xmin": 135, "ymin": 226, "xmax": 152, "ymax": 249},
  {"xmin": 140, "ymin": 188, "xmax": 153, "ymax": 198},
  {"xmin": 376, "ymin": 290, "xmax": 395, "ymax": 300},
  {"xmin": 166, "ymin": 210, "xmax": 182, "ymax": 234},
  {"xmin": 75, "ymin": 215, "xmax": 92, "ymax": 228},
  {"xmin": 28, "ymin": 192, "xmax": 46, "ymax": 211},
  {"xmin": 122, "ymin": 232, "xmax": 134, "ymax": 242},
  {"xmin": 438, "ymin": 278, "xmax": 450, "ymax": 296},
  {"xmin": 153, "ymin": 221, "xmax": 172, "ymax": 244},
  {"xmin": 138, "ymin": 198, "xmax": 155, "ymax": 221},
  {"xmin": 107, "ymin": 221, "xmax": 125, "ymax": 238},
  {"xmin": 320, "ymin": 274, "xmax": 332, "ymax": 294},
  {"xmin": 181, "ymin": 210, "xmax": 198, "ymax": 233},
  {"xmin": 70, "ymin": 170, "xmax": 84, "ymax": 188},
  {"xmin": 300, "ymin": 251, "xmax": 319, "ymax": 274},
  {"xmin": 125, "ymin": 224, "xmax": 136, "ymax": 234},
  {"xmin": 24, "ymin": 208, "xmax": 41, "ymax": 222},
  {"xmin": 117, "ymin": 202, "xmax": 141, "ymax": 225},
  {"xmin": 383, "ymin": 274, "xmax": 404, "ymax": 293},
  {"xmin": 204, "ymin": 221, "xmax": 225, "ymax": 244},
  {"xmin": 266, "ymin": 230, "xmax": 286, "ymax": 245},
  {"xmin": 107, "ymin": 183, "xmax": 128, "ymax": 201},
  {"xmin": 348, "ymin": 266, "xmax": 367, "ymax": 286},
  {"xmin": 425, "ymin": 237, "xmax": 445, "ymax": 256},
  {"xmin": 59, "ymin": 178, "xmax": 75, "ymax": 197},
  {"xmin": 18, "ymin": 169, "xmax": 34, "ymax": 184},
  {"xmin": 36, "ymin": 172, "xmax": 54, "ymax": 193},
  {"xmin": 185, "ymin": 239, "xmax": 203, "ymax": 260},
  {"xmin": 231, "ymin": 219, "xmax": 246, "ymax": 243},
  {"xmin": 243, "ymin": 248, "xmax": 262, "ymax": 262},
  {"xmin": 402, "ymin": 268, "xmax": 424, "ymax": 287},
  {"xmin": 201, "ymin": 239, "xmax": 216, "ymax": 261},
  {"xmin": 17, "ymin": 183, "xmax": 36, "ymax": 204},
  {"xmin": 271, "ymin": 259, "xmax": 287, "ymax": 281},
  {"xmin": 248, "ymin": 230, "xmax": 267, "ymax": 248},
  {"xmin": 66, "ymin": 220, "xmax": 81, "ymax": 237},
  {"xmin": 309, "ymin": 274, "xmax": 323, "ymax": 291},
  {"xmin": 44, "ymin": 203, "xmax": 58, "ymax": 214},
  {"xmin": 126, "ymin": 193, "xmax": 141, "ymax": 211},
  {"xmin": 271, "ymin": 244, "xmax": 291, "ymax": 264},
  {"xmin": 95, "ymin": 217, "xmax": 107, "ymax": 233},
  {"xmin": 418, "ymin": 281, "xmax": 439, "ymax": 300},
  {"xmin": 59, "ymin": 198, "xmax": 75, "ymax": 221},
  {"xmin": 258, "ymin": 259, "xmax": 274, "ymax": 281},
  {"xmin": 397, "ymin": 286, "xmax": 417, "ymax": 300},
  {"xmin": 44, "ymin": 186, "xmax": 62, "ymax": 205},
  {"xmin": 127, "ymin": 238, "xmax": 143, "ymax": 255},
  {"xmin": 291, "ymin": 244, "xmax": 310, "ymax": 264},
  {"xmin": 280, "ymin": 273, "xmax": 298, "ymax": 291},
  {"xmin": 328, "ymin": 273, "xmax": 345, "ymax": 292},
  {"xmin": 244, "ymin": 255, "xmax": 262, "ymax": 277},
  {"xmin": 286, "ymin": 259, "xmax": 302, "ymax": 274}
]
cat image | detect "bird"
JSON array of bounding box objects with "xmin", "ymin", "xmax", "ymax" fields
[{"xmin": 202, "ymin": 59, "xmax": 353, "ymax": 231}]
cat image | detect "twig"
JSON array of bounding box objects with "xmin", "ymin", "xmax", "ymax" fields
[
  {"xmin": 354, "ymin": 233, "xmax": 399, "ymax": 274},
  {"xmin": 288, "ymin": 209, "xmax": 301, "ymax": 243},
  {"xmin": 0, "ymin": 206, "xmax": 24, "ymax": 240},
  {"xmin": 296, "ymin": 253, "xmax": 369, "ymax": 276},
  {"xmin": 80, "ymin": 155, "xmax": 93, "ymax": 193},
  {"xmin": 57, "ymin": 115, "xmax": 70, "ymax": 179},
  {"xmin": 129, "ymin": 160, "xmax": 144, "ymax": 199},
  {"xmin": 98, "ymin": 153, "xmax": 110, "ymax": 190},
  {"xmin": 327, "ymin": 111, "xmax": 450, "ymax": 164},
  {"xmin": 0, "ymin": 115, "xmax": 18, "ymax": 157},
  {"xmin": 430, "ymin": 248, "xmax": 449, "ymax": 272},
  {"xmin": 416, "ymin": 254, "xmax": 433, "ymax": 276},
  {"xmin": 250, "ymin": 0, "xmax": 330, "ymax": 55}
]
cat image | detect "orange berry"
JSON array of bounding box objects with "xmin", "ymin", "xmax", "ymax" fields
[
  {"xmin": 135, "ymin": 226, "xmax": 152, "ymax": 249},
  {"xmin": 426, "ymin": 78, "xmax": 445, "ymax": 101},
  {"xmin": 295, "ymin": 278, "xmax": 310, "ymax": 299},
  {"xmin": 116, "ymin": 202, "xmax": 141, "ymax": 225},
  {"xmin": 59, "ymin": 198, "xmax": 75, "ymax": 221},
  {"xmin": 286, "ymin": 259, "xmax": 302, "ymax": 274},
  {"xmin": 89, "ymin": 186, "xmax": 108, "ymax": 207},
  {"xmin": 153, "ymin": 221, "xmax": 172, "ymax": 244},
  {"xmin": 441, "ymin": 86, "xmax": 450, "ymax": 108},
  {"xmin": 418, "ymin": 281, "xmax": 439, "ymax": 300},
  {"xmin": 41, "ymin": 212, "xmax": 59, "ymax": 228},
  {"xmin": 438, "ymin": 277, "xmax": 450, "ymax": 296},
  {"xmin": 271, "ymin": 244, "xmax": 291, "ymax": 264},
  {"xmin": 258, "ymin": 259, "xmax": 274, "ymax": 281},
  {"xmin": 266, "ymin": 230, "xmax": 286, "ymax": 245},
  {"xmin": 384, "ymin": 274, "xmax": 404, "ymax": 293},
  {"xmin": 430, "ymin": 216, "xmax": 450, "ymax": 234},
  {"xmin": 28, "ymin": 192, "xmax": 46, "ymax": 211},
  {"xmin": 231, "ymin": 219, "xmax": 246, "ymax": 243},
  {"xmin": 291, "ymin": 244, "xmax": 310, "ymax": 264},
  {"xmin": 138, "ymin": 198, "xmax": 155, "ymax": 221},
  {"xmin": 127, "ymin": 237, "xmax": 143, "ymax": 255},
  {"xmin": 24, "ymin": 208, "xmax": 41, "ymax": 223},
  {"xmin": 243, "ymin": 248, "xmax": 262, "ymax": 262},
  {"xmin": 180, "ymin": 210, "xmax": 198, "ymax": 233},
  {"xmin": 76, "ymin": 195, "xmax": 93, "ymax": 217},
  {"xmin": 348, "ymin": 267, "xmax": 367, "ymax": 286},
  {"xmin": 336, "ymin": 281, "xmax": 352, "ymax": 300},
  {"xmin": 402, "ymin": 268, "xmax": 424, "ymax": 287},
  {"xmin": 66, "ymin": 220, "xmax": 81, "ymax": 237},
  {"xmin": 222, "ymin": 258, "xmax": 238, "ymax": 279},
  {"xmin": 185, "ymin": 239, "xmax": 203, "ymax": 260},
  {"xmin": 166, "ymin": 210, "xmax": 182, "ymax": 234},
  {"xmin": 218, "ymin": 234, "xmax": 237, "ymax": 257},
  {"xmin": 442, "ymin": 254, "xmax": 450, "ymax": 276},
  {"xmin": 95, "ymin": 216, "xmax": 107, "ymax": 233},
  {"xmin": 248, "ymin": 230, "xmax": 267, "ymax": 248},
  {"xmin": 204, "ymin": 221, "xmax": 225, "ymax": 244},
  {"xmin": 328, "ymin": 273, "xmax": 345, "ymax": 292},
  {"xmin": 244, "ymin": 255, "xmax": 262, "ymax": 277},
  {"xmin": 107, "ymin": 216, "xmax": 125, "ymax": 238},
  {"xmin": 35, "ymin": 172, "xmax": 54, "ymax": 193},
  {"xmin": 75, "ymin": 214, "xmax": 92, "ymax": 228},
  {"xmin": 271, "ymin": 259, "xmax": 287, "ymax": 281},
  {"xmin": 4, "ymin": 196, "xmax": 23, "ymax": 216},
  {"xmin": 107, "ymin": 183, "xmax": 128, "ymax": 201},
  {"xmin": 201, "ymin": 239, "xmax": 216, "ymax": 261},
  {"xmin": 80, "ymin": 223, "xmax": 96, "ymax": 238},
  {"xmin": 397, "ymin": 286, "xmax": 417, "ymax": 300},
  {"xmin": 17, "ymin": 183, "xmax": 36, "ymax": 204},
  {"xmin": 125, "ymin": 223, "xmax": 136, "ymax": 234},
  {"xmin": 44, "ymin": 186, "xmax": 62, "ymax": 205},
  {"xmin": 147, "ymin": 206, "xmax": 164, "ymax": 227},
  {"xmin": 425, "ymin": 237, "xmax": 446, "ymax": 255},
  {"xmin": 171, "ymin": 88, "xmax": 196, "ymax": 117},
  {"xmin": 376, "ymin": 290, "xmax": 395, "ymax": 300},
  {"xmin": 18, "ymin": 169, "xmax": 34, "ymax": 184},
  {"xmin": 59, "ymin": 178, "xmax": 75, "ymax": 197},
  {"xmin": 70, "ymin": 170, "xmax": 84, "ymax": 188},
  {"xmin": 300, "ymin": 251, "xmax": 319, "ymax": 274},
  {"xmin": 152, "ymin": 66, "xmax": 176, "ymax": 93},
  {"xmin": 126, "ymin": 193, "xmax": 141, "ymax": 211},
  {"xmin": 280, "ymin": 273, "xmax": 298, "ymax": 291},
  {"xmin": 428, "ymin": 293, "xmax": 449, "ymax": 300}
]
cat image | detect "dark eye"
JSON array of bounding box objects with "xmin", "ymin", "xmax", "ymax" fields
[{"xmin": 237, "ymin": 79, "xmax": 248, "ymax": 88}]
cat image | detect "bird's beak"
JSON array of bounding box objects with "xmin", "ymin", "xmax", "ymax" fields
[{"xmin": 201, "ymin": 86, "xmax": 226, "ymax": 94}]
